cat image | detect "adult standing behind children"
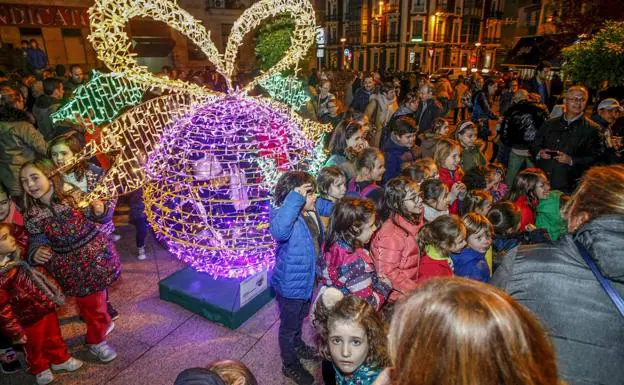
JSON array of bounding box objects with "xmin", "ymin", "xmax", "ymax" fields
[
  {"xmin": 531, "ymin": 86, "xmax": 603, "ymax": 194},
  {"xmin": 492, "ymin": 164, "xmax": 624, "ymax": 385},
  {"xmin": 0, "ymin": 86, "xmax": 46, "ymax": 198}
]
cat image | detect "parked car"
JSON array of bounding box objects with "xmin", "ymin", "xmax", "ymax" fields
[{"xmin": 430, "ymin": 67, "xmax": 467, "ymax": 83}]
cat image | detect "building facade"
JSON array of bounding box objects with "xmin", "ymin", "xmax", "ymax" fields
[
  {"xmin": 322, "ymin": 0, "xmax": 505, "ymax": 73},
  {"xmin": 0, "ymin": 0, "xmax": 267, "ymax": 74}
]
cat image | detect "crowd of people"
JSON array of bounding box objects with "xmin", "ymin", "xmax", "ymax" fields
[
  {"xmin": 267, "ymin": 63, "xmax": 623, "ymax": 385},
  {"xmin": 0, "ymin": 56, "xmax": 623, "ymax": 385}
]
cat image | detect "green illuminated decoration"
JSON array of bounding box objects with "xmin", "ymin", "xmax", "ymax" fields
[
  {"xmin": 256, "ymin": 134, "xmax": 327, "ymax": 194},
  {"xmin": 52, "ymin": 70, "xmax": 146, "ymax": 126},
  {"xmin": 258, "ymin": 73, "xmax": 309, "ymax": 111}
]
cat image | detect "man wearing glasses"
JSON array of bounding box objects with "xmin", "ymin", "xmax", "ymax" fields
[{"xmin": 531, "ymin": 86, "xmax": 603, "ymax": 193}]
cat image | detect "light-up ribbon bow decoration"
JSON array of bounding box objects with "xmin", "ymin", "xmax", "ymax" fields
[{"xmin": 61, "ymin": 0, "xmax": 329, "ymax": 207}]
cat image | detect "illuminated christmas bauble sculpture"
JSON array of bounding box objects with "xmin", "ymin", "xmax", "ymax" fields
[
  {"xmin": 144, "ymin": 96, "xmax": 315, "ymax": 278},
  {"xmin": 53, "ymin": 0, "xmax": 331, "ymax": 279}
]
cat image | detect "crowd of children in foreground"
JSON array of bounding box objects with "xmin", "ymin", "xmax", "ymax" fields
[{"xmin": 270, "ymin": 114, "xmax": 568, "ymax": 385}]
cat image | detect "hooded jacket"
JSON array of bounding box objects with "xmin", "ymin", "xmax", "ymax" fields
[
  {"xmin": 0, "ymin": 251, "xmax": 65, "ymax": 340},
  {"xmin": 500, "ymin": 100, "xmax": 549, "ymax": 150},
  {"xmin": 371, "ymin": 214, "xmax": 424, "ymax": 301},
  {"xmin": 32, "ymin": 94, "xmax": 61, "ymax": 141},
  {"xmin": 536, "ymin": 190, "xmax": 567, "ymax": 241},
  {"xmin": 492, "ymin": 215, "xmax": 624, "ymax": 385},
  {"xmin": 382, "ymin": 136, "xmax": 419, "ymax": 183},
  {"xmin": 270, "ymin": 191, "xmax": 324, "ymax": 300},
  {"xmin": 414, "ymin": 98, "xmax": 444, "ymax": 133},
  {"xmin": 0, "ymin": 107, "xmax": 47, "ymax": 197},
  {"xmin": 451, "ymin": 248, "xmax": 490, "ymax": 282}
]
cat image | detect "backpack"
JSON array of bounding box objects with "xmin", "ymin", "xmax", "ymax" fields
[
  {"xmin": 461, "ymin": 89, "xmax": 473, "ymax": 110},
  {"xmin": 346, "ymin": 178, "xmax": 379, "ymax": 199}
]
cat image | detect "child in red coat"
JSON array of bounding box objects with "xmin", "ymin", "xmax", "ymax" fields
[
  {"xmin": 371, "ymin": 177, "xmax": 424, "ymax": 302},
  {"xmin": 0, "ymin": 223, "xmax": 83, "ymax": 385},
  {"xmin": 434, "ymin": 138, "xmax": 467, "ymax": 215},
  {"xmin": 507, "ymin": 168, "xmax": 550, "ymax": 231},
  {"xmin": 417, "ymin": 215, "xmax": 466, "ymax": 280}
]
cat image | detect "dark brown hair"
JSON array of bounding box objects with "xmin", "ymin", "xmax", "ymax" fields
[
  {"xmin": 417, "ymin": 215, "xmax": 465, "ymax": 257},
  {"xmin": 389, "ymin": 278, "xmax": 560, "ymax": 385},
  {"xmin": 383, "ymin": 176, "xmax": 421, "ymax": 225},
  {"xmin": 421, "ymin": 178, "xmax": 448, "ymax": 204},
  {"xmin": 462, "ymin": 212, "xmax": 493, "ymax": 238},
  {"xmin": 318, "ymin": 295, "xmax": 390, "ymax": 369},
  {"xmin": 507, "ymin": 168, "xmax": 547, "ymax": 208},
  {"xmin": 391, "ymin": 116, "xmax": 418, "ymax": 137},
  {"xmin": 273, "ymin": 171, "xmax": 316, "ymax": 206},
  {"xmin": 487, "ymin": 201, "xmax": 521, "ymax": 235},
  {"xmin": 48, "ymin": 133, "xmax": 88, "ymax": 181},
  {"xmin": 329, "ymin": 120, "xmax": 364, "ymax": 155},
  {"xmin": 462, "ymin": 189, "xmax": 493, "ymax": 216},
  {"xmin": 355, "ymin": 147, "xmax": 383, "ymax": 172},
  {"xmin": 325, "ymin": 197, "xmax": 376, "ymax": 251},
  {"xmin": 317, "ymin": 166, "xmax": 346, "ymax": 198}
]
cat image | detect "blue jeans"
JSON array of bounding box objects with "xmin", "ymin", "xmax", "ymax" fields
[{"xmin": 277, "ymin": 295, "xmax": 311, "ymax": 366}]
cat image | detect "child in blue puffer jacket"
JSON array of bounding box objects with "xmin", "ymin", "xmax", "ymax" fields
[
  {"xmin": 270, "ymin": 171, "xmax": 323, "ymax": 385},
  {"xmin": 452, "ymin": 213, "xmax": 493, "ymax": 282}
]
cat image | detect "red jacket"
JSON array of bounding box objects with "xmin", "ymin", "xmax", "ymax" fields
[
  {"xmin": 419, "ymin": 252, "xmax": 453, "ymax": 281},
  {"xmin": 514, "ymin": 195, "xmax": 536, "ymax": 230},
  {"xmin": 438, "ymin": 167, "xmax": 464, "ymax": 215},
  {"xmin": 1, "ymin": 201, "xmax": 28, "ymax": 251},
  {"xmin": 371, "ymin": 214, "xmax": 424, "ymax": 301},
  {"xmin": 0, "ymin": 252, "xmax": 65, "ymax": 340}
]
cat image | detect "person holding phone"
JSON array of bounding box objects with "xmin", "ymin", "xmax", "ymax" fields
[{"xmin": 531, "ymin": 86, "xmax": 604, "ymax": 194}]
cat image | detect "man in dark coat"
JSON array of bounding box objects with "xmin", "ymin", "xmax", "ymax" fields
[
  {"xmin": 523, "ymin": 61, "xmax": 553, "ymax": 111},
  {"xmin": 414, "ymin": 82, "xmax": 443, "ymax": 132},
  {"xmin": 531, "ymin": 86, "xmax": 603, "ymax": 193},
  {"xmin": 350, "ymin": 75, "xmax": 375, "ymax": 113}
]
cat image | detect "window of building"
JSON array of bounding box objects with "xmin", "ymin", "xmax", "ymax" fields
[
  {"xmin": 373, "ymin": 52, "xmax": 379, "ymax": 70},
  {"xmin": 411, "ymin": 19, "xmax": 424, "ymax": 40},
  {"xmin": 389, "ymin": 21, "xmax": 398, "ymax": 40},
  {"xmin": 388, "ymin": 51, "xmax": 396, "ymax": 70},
  {"xmin": 411, "ymin": 0, "xmax": 426, "ymax": 13}
]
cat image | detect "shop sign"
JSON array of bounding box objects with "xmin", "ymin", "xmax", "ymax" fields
[{"xmin": 0, "ymin": 4, "xmax": 89, "ymax": 28}]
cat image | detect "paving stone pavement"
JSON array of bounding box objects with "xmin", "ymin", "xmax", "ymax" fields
[{"xmin": 2, "ymin": 221, "xmax": 320, "ymax": 385}]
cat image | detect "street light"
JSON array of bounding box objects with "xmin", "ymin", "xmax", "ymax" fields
[{"xmin": 340, "ymin": 37, "xmax": 347, "ymax": 43}]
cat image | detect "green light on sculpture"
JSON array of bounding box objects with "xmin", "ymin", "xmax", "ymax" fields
[
  {"xmin": 258, "ymin": 73, "xmax": 310, "ymax": 111},
  {"xmin": 52, "ymin": 70, "xmax": 146, "ymax": 126}
]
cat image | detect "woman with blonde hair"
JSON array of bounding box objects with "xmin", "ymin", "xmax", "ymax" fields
[
  {"xmin": 493, "ymin": 164, "xmax": 624, "ymax": 385},
  {"xmin": 385, "ymin": 277, "xmax": 560, "ymax": 385}
]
